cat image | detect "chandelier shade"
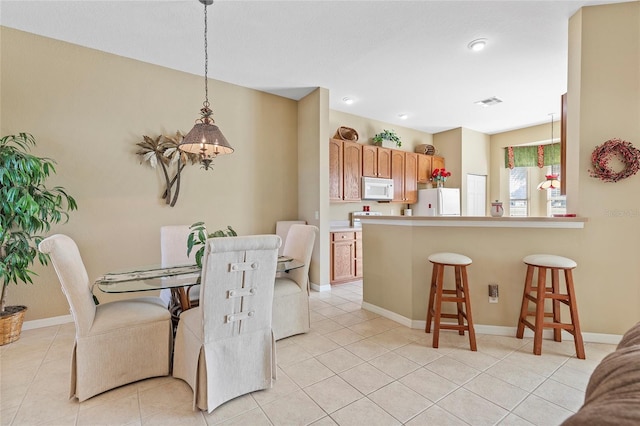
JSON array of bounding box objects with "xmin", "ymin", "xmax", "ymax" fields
[
  {"xmin": 537, "ymin": 174, "xmax": 560, "ymax": 190},
  {"xmin": 180, "ymin": 122, "xmax": 234, "ymax": 157}
]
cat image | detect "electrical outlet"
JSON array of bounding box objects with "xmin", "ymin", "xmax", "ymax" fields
[{"xmin": 488, "ymin": 283, "xmax": 499, "ymax": 303}]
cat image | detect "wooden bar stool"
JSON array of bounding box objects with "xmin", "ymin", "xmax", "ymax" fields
[
  {"xmin": 516, "ymin": 254, "xmax": 585, "ymax": 359},
  {"xmin": 425, "ymin": 252, "xmax": 477, "ymax": 351}
]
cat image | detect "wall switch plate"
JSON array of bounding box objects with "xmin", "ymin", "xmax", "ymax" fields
[{"xmin": 488, "ymin": 283, "xmax": 499, "ymax": 303}]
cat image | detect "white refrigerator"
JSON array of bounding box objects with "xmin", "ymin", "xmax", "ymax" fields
[{"xmin": 412, "ymin": 188, "xmax": 461, "ymax": 216}]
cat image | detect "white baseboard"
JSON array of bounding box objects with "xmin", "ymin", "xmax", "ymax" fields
[
  {"xmin": 22, "ymin": 314, "xmax": 73, "ymax": 331},
  {"xmin": 310, "ymin": 281, "xmax": 331, "ymax": 292},
  {"xmin": 361, "ymin": 302, "xmax": 622, "ymax": 345}
]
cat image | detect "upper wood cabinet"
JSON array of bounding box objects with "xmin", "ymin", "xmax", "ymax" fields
[
  {"xmin": 417, "ymin": 154, "xmax": 432, "ymax": 183},
  {"xmin": 391, "ymin": 151, "xmax": 418, "ymax": 203},
  {"xmin": 329, "ymin": 139, "xmax": 344, "ymax": 201},
  {"xmin": 329, "ymin": 139, "xmax": 362, "ymax": 202},
  {"xmin": 432, "ymin": 155, "xmax": 445, "ymax": 172},
  {"xmin": 404, "ymin": 152, "xmax": 418, "ymax": 204},
  {"xmin": 331, "ymin": 138, "xmax": 444, "ymax": 204},
  {"xmin": 417, "ymin": 154, "xmax": 446, "ymax": 183},
  {"xmin": 362, "ymin": 145, "xmax": 392, "ymax": 179}
]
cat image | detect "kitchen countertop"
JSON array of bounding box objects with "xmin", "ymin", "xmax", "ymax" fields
[
  {"xmin": 330, "ymin": 226, "xmax": 361, "ymax": 232},
  {"xmin": 358, "ymin": 215, "xmax": 587, "ymax": 229}
]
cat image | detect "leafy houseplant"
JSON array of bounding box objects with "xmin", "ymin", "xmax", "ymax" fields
[
  {"xmin": 372, "ymin": 129, "xmax": 402, "ymax": 148},
  {"xmin": 187, "ymin": 222, "xmax": 237, "ymax": 267},
  {"xmin": 0, "ymin": 133, "xmax": 77, "ymax": 343}
]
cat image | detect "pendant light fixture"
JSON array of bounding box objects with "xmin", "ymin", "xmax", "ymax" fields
[
  {"xmin": 179, "ymin": 0, "xmax": 233, "ymax": 170},
  {"xmin": 537, "ymin": 113, "xmax": 560, "ymax": 190}
]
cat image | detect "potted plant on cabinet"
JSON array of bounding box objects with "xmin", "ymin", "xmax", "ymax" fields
[
  {"xmin": 0, "ymin": 133, "xmax": 77, "ymax": 345},
  {"xmin": 372, "ymin": 129, "xmax": 402, "ymax": 148}
]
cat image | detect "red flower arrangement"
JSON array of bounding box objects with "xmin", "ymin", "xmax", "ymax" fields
[
  {"xmin": 589, "ymin": 138, "xmax": 640, "ymax": 183},
  {"xmin": 431, "ymin": 168, "xmax": 451, "ymax": 183}
]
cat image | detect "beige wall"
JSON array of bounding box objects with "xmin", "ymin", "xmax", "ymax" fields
[
  {"xmin": 433, "ymin": 128, "xmax": 462, "ymax": 190},
  {"xmin": 1, "ymin": 28, "xmax": 300, "ymax": 320},
  {"xmin": 461, "ymin": 128, "xmax": 490, "ymax": 215},
  {"xmin": 298, "ymin": 88, "xmax": 330, "ymax": 286},
  {"xmin": 329, "ymin": 110, "xmax": 433, "ymax": 151},
  {"xmin": 566, "ymin": 1, "xmax": 640, "ymax": 332},
  {"xmin": 489, "ymin": 121, "xmax": 561, "ymax": 217}
]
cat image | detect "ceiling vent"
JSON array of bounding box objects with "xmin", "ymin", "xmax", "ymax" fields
[{"xmin": 475, "ymin": 96, "xmax": 503, "ymax": 107}]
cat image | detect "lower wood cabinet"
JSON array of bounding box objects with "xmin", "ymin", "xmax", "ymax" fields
[{"xmin": 330, "ymin": 230, "xmax": 363, "ymax": 283}]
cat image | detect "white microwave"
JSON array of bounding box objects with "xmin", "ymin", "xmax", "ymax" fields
[{"xmin": 362, "ymin": 177, "xmax": 394, "ymax": 201}]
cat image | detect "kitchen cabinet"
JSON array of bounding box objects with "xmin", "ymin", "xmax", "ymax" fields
[
  {"xmin": 329, "ymin": 139, "xmax": 362, "ymax": 202},
  {"xmin": 331, "ymin": 138, "xmax": 444, "ymax": 204},
  {"xmin": 432, "ymin": 155, "xmax": 445, "ymax": 173},
  {"xmin": 362, "ymin": 145, "xmax": 392, "ymax": 179},
  {"xmin": 417, "ymin": 154, "xmax": 446, "ymax": 183},
  {"xmin": 417, "ymin": 154, "xmax": 432, "ymax": 183},
  {"xmin": 329, "ymin": 139, "xmax": 343, "ymax": 201},
  {"xmin": 391, "ymin": 151, "xmax": 418, "ymax": 203},
  {"xmin": 330, "ymin": 230, "xmax": 362, "ymax": 283}
]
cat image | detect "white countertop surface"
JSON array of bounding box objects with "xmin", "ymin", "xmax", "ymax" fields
[
  {"xmin": 330, "ymin": 226, "xmax": 360, "ymax": 232},
  {"xmin": 358, "ymin": 215, "xmax": 587, "ymax": 229}
]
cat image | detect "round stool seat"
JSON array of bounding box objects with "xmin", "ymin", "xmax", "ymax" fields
[
  {"xmin": 428, "ymin": 252, "xmax": 472, "ymax": 266},
  {"xmin": 523, "ymin": 254, "xmax": 577, "ymax": 269}
]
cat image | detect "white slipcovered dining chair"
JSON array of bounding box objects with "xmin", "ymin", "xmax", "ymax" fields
[
  {"xmin": 172, "ymin": 235, "xmax": 281, "ymax": 413},
  {"xmin": 273, "ymin": 224, "xmax": 318, "ymax": 340},
  {"xmin": 159, "ymin": 225, "xmax": 198, "ymax": 308},
  {"xmin": 275, "ymin": 220, "xmax": 306, "ymax": 256},
  {"xmin": 38, "ymin": 234, "xmax": 172, "ymax": 402}
]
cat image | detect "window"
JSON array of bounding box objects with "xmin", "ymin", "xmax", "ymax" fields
[
  {"xmin": 509, "ymin": 167, "xmax": 528, "ymax": 217},
  {"xmin": 547, "ymin": 164, "xmax": 566, "ymax": 216}
]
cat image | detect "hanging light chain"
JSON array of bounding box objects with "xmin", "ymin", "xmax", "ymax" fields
[{"xmin": 203, "ymin": 1, "xmax": 209, "ymax": 108}]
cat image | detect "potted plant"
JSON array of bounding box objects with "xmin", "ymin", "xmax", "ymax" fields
[
  {"xmin": 187, "ymin": 222, "xmax": 237, "ymax": 267},
  {"xmin": 0, "ymin": 133, "xmax": 77, "ymax": 345},
  {"xmin": 372, "ymin": 129, "xmax": 402, "ymax": 148}
]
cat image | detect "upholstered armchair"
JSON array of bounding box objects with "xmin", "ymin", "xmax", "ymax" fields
[
  {"xmin": 172, "ymin": 235, "xmax": 281, "ymax": 413},
  {"xmin": 38, "ymin": 234, "xmax": 172, "ymax": 402},
  {"xmin": 159, "ymin": 225, "xmax": 198, "ymax": 308},
  {"xmin": 273, "ymin": 224, "xmax": 318, "ymax": 340}
]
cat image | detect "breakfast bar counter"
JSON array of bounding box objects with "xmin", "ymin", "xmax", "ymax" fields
[
  {"xmin": 360, "ymin": 215, "xmax": 587, "ymax": 229},
  {"xmin": 358, "ymin": 215, "xmax": 588, "ymax": 333}
]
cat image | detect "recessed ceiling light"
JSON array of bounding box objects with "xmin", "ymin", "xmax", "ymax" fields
[
  {"xmin": 398, "ymin": 113, "xmax": 408, "ymax": 120},
  {"xmin": 468, "ymin": 38, "xmax": 487, "ymax": 52},
  {"xmin": 342, "ymin": 97, "xmax": 354, "ymax": 105},
  {"xmin": 474, "ymin": 96, "xmax": 503, "ymax": 107}
]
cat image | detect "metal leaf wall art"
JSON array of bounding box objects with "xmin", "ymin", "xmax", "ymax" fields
[{"xmin": 136, "ymin": 132, "xmax": 199, "ymax": 207}]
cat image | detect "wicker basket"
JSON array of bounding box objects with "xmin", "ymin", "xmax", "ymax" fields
[
  {"xmin": 415, "ymin": 144, "xmax": 436, "ymax": 155},
  {"xmin": 333, "ymin": 126, "xmax": 359, "ymax": 142},
  {"xmin": 0, "ymin": 305, "xmax": 27, "ymax": 345}
]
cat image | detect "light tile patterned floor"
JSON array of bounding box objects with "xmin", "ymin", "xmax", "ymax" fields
[{"xmin": 0, "ymin": 281, "xmax": 616, "ymax": 425}]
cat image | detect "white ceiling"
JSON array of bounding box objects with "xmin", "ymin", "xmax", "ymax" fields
[{"xmin": 0, "ymin": 0, "xmax": 630, "ymax": 135}]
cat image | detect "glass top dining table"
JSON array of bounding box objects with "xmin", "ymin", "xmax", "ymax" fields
[{"xmin": 93, "ymin": 256, "xmax": 304, "ymax": 312}]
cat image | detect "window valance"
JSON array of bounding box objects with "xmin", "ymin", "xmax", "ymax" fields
[{"xmin": 505, "ymin": 143, "xmax": 560, "ymax": 169}]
